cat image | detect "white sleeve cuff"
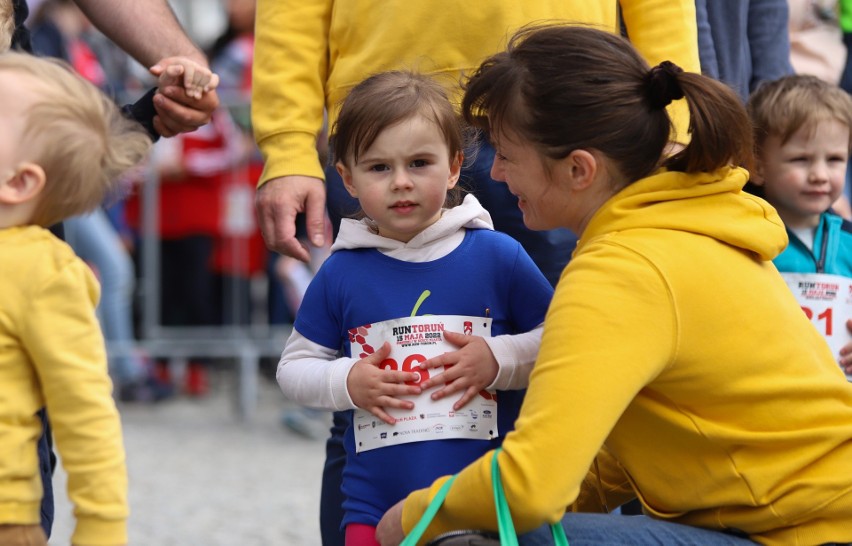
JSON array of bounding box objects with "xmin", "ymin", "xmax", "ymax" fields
[
  {"xmin": 483, "ymin": 325, "xmax": 544, "ymax": 391},
  {"xmin": 276, "ymin": 329, "xmax": 359, "ymax": 411}
]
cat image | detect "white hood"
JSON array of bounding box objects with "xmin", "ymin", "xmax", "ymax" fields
[{"xmin": 330, "ymin": 193, "xmax": 494, "ymax": 262}]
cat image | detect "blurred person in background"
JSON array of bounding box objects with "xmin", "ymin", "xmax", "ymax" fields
[
  {"xmin": 694, "ymin": 0, "xmax": 794, "ymax": 102},
  {"xmin": 29, "ymin": 0, "xmax": 171, "ymax": 403},
  {"xmin": 208, "ymin": 0, "xmax": 334, "ymax": 395},
  {"xmin": 123, "ymin": 106, "xmax": 255, "ymax": 397},
  {"xmin": 10, "ymin": 0, "xmax": 220, "ymax": 537},
  {"xmin": 788, "ymin": 0, "xmax": 852, "ymax": 218}
]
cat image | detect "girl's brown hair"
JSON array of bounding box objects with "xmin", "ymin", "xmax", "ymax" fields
[
  {"xmin": 461, "ymin": 24, "xmax": 753, "ymax": 187},
  {"xmin": 332, "ymin": 70, "xmax": 465, "ymax": 208}
]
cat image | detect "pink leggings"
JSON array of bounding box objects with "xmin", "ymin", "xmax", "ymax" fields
[{"xmin": 345, "ymin": 522, "xmax": 381, "ymax": 546}]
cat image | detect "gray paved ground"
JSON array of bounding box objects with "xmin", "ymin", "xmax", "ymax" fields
[{"xmin": 48, "ymin": 367, "xmax": 327, "ymax": 545}]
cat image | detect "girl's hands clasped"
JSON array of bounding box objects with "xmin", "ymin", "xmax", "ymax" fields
[
  {"xmin": 348, "ymin": 342, "xmax": 422, "ymax": 424},
  {"xmin": 348, "ymin": 332, "xmax": 500, "ymax": 424},
  {"xmin": 418, "ymin": 331, "xmax": 499, "ymax": 411}
]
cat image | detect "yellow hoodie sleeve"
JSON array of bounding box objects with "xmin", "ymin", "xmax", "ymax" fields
[
  {"xmin": 252, "ymin": 0, "xmax": 332, "ymax": 185},
  {"xmin": 22, "ymin": 258, "xmax": 128, "ymax": 545},
  {"xmin": 621, "ymin": 0, "xmax": 701, "ymax": 144},
  {"xmin": 401, "ymin": 241, "xmax": 676, "ymax": 542},
  {"xmin": 572, "ymin": 447, "xmax": 636, "ymax": 513}
]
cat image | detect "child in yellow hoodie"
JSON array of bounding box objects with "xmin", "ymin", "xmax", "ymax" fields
[
  {"xmin": 378, "ymin": 24, "xmax": 852, "ymax": 546},
  {"xmin": 0, "ymin": 2, "xmax": 219, "ymax": 541},
  {"xmin": 0, "ymin": 51, "xmax": 151, "ymax": 546}
]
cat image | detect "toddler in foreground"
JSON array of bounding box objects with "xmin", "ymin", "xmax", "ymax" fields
[
  {"xmin": 276, "ymin": 71, "xmax": 553, "ymax": 545},
  {"xmin": 0, "ymin": 51, "xmax": 149, "ymax": 546}
]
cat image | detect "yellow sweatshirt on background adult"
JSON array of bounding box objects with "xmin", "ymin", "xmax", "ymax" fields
[
  {"xmin": 252, "ymin": 0, "xmax": 700, "ymax": 185},
  {"xmin": 0, "ymin": 226, "xmax": 128, "ymax": 545},
  {"xmin": 401, "ymin": 167, "xmax": 852, "ymax": 545}
]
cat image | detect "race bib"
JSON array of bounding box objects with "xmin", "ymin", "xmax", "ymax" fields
[
  {"xmin": 780, "ymin": 272, "xmax": 852, "ymax": 381},
  {"xmin": 350, "ymin": 315, "xmax": 497, "ymax": 453}
]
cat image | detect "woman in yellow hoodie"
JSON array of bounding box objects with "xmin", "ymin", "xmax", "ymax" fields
[
  {"xmin": 376, "ymin": 25, "xmax": 852, "ymax": 546},
  {"xmin": 253, "ymin": 4, "xmax": 701, "ymax": 543}
]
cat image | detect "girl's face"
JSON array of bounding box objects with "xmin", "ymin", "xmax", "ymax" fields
[
  {"xmin": 755, "ymin": 119, "xmax": 849, "ymax": 228},
  {"xmin": 338, "ymin": 114, "xmax": 461, "ymax": 243}
]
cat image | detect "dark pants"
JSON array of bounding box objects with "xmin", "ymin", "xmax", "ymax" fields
[
  {"xmin": 36, "ymin": 410, "xmax": 54, "ymax": 537},
  {"xmin": 35, "ymin": 222, "xmax": 65, "ymax": 538},
  {"xmin": 159, "ymin": 236, "xmax": 217, "ymax": 326},
  {"xmin": 318, "ymin": 140, "xmax": 576, "ymax": 545},
  {"xmin": 320, "ymin": 411, "xmax": 350, "ymax": 546},
  {"xmin": 519, "ymin": 513, "xmax": 758, "ymax": 545}
]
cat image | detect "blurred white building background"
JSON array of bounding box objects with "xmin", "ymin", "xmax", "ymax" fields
[{"xmin": 166, "ymin": 0, "xmax": 229, "ymax": 50}]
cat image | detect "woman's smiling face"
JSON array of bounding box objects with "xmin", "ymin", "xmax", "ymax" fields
[
  {"xmin": 489, "ymin": 131, "xmax": 564, "ymax": 231},
  {"xmin": 489, "ymin": 127, "xmax": 616, "ymax": 236}
]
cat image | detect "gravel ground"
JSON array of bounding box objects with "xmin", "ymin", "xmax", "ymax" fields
[{"xmin": 48, "ymin": 367, "xmax": 328, "ymax": 546}]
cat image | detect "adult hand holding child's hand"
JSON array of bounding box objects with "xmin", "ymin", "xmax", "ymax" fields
[
  {"xmin": 149, "ymin": 57, "xmax": 220, "ymax": 137},
  {"xmin": 150, "ymin": 57, "xmax": 219, "ymax": 98}
]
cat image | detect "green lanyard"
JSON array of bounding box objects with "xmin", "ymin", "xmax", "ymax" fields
[{"xmin": 401, "ymin": 447, "xmax": 570, "ymax": 545}]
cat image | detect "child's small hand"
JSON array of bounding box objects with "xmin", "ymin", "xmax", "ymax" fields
[
  {"xmin": 838, "ymin": 319, "xmax": 852, "ymax": 375},
  {"xmin": 418, "ymin": 331, "xmax": 498, "ymax": 411},
  {"xmin": 348, "ymin": 342, "xmax": 422, "ymax": 425},
  {"xmin": 150, "ymin": 57, "xmax": 220, "ymax": 100}
]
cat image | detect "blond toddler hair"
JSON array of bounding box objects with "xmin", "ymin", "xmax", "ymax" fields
[
  {"xmin": 748, "ymin": 74, "xmax": 852, "ymax": 156},
  {"xmin": 1, "ymin": 52, "xmax": 152, "ymax": 227},
  {"xmin": 0, "ymin": 0, "xmax": 13, "ymax": 52}
]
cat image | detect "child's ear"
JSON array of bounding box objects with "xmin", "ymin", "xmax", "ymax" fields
[
  {"xmin": 0, "ymin": 163, "xmax": 46, "ymax": 205},
  {"xmin": 447, "ymin": 151, "xmax": 463, "ymax": 189},
  {"xmin": 337, "ymin": 161, "xmax": 358, "ymax": 198}
]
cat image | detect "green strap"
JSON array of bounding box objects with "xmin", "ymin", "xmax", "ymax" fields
[
  {"xmin": 552, "ymin": 523, "xmax": 570, "ymax": 546},
  {"xmin": 400, "ymin": 474, "xmax": 457, "ymax": 546},
  {"xmin": 492, "ymin": 447, "xmax": 569, "ymax": 546},
  {"xmin": 492, "ymin": 448, "xmax": 520, "ymax": 546},
  {"xmin": 402, "ymin": 448, "xmax": 570, "ymax": 545}
]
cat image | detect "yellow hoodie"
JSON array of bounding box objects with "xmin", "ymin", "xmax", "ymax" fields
[
  {"xmin": 402, "ymin": 167, "xmax": 852, "ymax": 545},
  {"xmin": 0, "ymin": 226, "xmax": 127, "ymax": 545},
  {"xmin": 252, "ymin": 0, "xmax": 700, "ymax": 185}
]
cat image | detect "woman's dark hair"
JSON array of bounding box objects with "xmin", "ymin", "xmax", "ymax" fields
[
  {"xmin": 461, "ymin": 24, "xmax": 753, "ymax": 186},
  {"xmin": 333, "ymin": 70, "xmax": 466, "ymax": 208}
]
